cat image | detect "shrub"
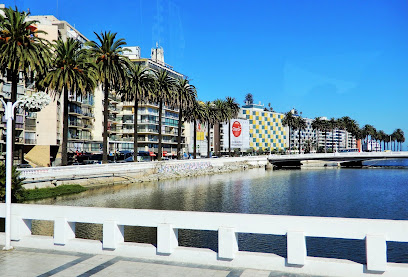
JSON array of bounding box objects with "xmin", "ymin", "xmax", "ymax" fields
[{"xmin": 0, "ymin": 163, "xmax": 26, "ymax": 203}]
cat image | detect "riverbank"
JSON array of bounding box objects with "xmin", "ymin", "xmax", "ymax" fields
[{"xmin": 20, "ymin": 156, "xmax": 268, "ymax": 189}]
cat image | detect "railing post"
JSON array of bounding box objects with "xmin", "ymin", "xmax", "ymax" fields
[
  {"xmin": 157, "ymin": 223, "xmax": 178, "ymax": 255},
  {"xmin": 103, "ymin": 220, "xmax": 124, "ymax": 250},
  {"xmin": 54, "ymin": 217, "xmax": 76, "ymax": 245},
  {"xmin": 287, "ymin": 231, "xmax": 306, "ymax": 266},
  {"xmin": 218, "ymin": 227, "xmax": 238, "ymax": 260},
  {"xmin": 366, "ymin": 234, "xmax": 387, "ymax": 272},
  {"xmin": 11, "ymin": 216, "xmax": 32, "ymax": 241}
]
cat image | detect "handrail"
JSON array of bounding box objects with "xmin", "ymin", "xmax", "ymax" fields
[{"xmin": 0, "ymin": 203, "xmax": 406, "ymax": 275}]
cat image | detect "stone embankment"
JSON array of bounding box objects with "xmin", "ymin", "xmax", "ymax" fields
[{"xmin": 20, "ymin": 156, "xmax": 268, "ymax": 189}]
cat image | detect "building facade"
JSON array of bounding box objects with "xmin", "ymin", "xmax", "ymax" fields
[{"xmin": 241, "ymin": 103, "xmax": 288, "ymax": 151}]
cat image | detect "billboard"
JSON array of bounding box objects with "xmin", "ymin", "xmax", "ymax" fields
[{"xmin": 230, "ymin": 119, "xmax": 249, "ymax": 149}]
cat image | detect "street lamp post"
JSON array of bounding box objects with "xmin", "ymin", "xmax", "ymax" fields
[
  {"xmin": 2, "ymin": 92, "xmax": 50, "ymax": 251},
  {"xmin": 1, "ymin": 98, "xmax": 22, "ymax": 250}
]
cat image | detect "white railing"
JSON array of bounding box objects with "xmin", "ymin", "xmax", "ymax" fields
[
  {"xmin": 1, "ymin": 204, "xmax": 407, "ymax": 276},
  {"xmin": 269, "ymin": 151, "xmax": 408, "ymax": 161},
  {"xmin": 18, "ymin": 156, "xmax": 268, "ymax": 180}
]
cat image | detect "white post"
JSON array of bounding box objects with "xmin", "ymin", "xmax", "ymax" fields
[{"xmin": 3, "ymin": 101, "xmax": 13, "ymax": 250}]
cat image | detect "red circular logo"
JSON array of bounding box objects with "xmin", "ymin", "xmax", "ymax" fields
[{"xmin": 232, "ymin": 121, "xmax": 242, "ymax": 137}]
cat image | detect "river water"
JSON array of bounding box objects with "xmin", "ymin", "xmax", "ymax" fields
[{"xmin": 24, "ymin": 161, "xmax": 408, "ymax": 264}]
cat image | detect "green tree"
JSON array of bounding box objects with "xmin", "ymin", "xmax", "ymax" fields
[
  {"xmin": 244, "ymin": 93, "xmax": 253, "ymax": 104},
  {"xmin": 225, "ymin": 97, "xmax": 240, "ymax": 156},
  {"xmin": 362, "ymin": 124, "xmax": 376, "ymax": 151},
  {"xmin": 86, "ymin": 31, "xmax": 132, "ymax": 163},
  {"xmin": 185, "ymin": 100, "xmax": 206, "ymax": 159},
  {"xmin": 175, "ymin": 77, "xmax": 197, "ymax": 159},
  {"xmin": 153, "ymin": 70, "xmax": 176, "ymax": 160},
  {"xmin": 328, "ymin": 118, "xmax": 338, "ymax": 152},
  {"xmin": 377, "ymin": 130, "xmax": 387, "ymax": 151},
  {"xmin": 395, "ymin": 129, "xmax": 405, "ymax": 151},
  {"xmin": 119, "ymin": 64, "xmax": 154, "ymax": 162},
  {"xmin": 293, "ymin": 116, "xmax": 307, "ymax": 153},
  {"xmin": 282, "ymin": 112, "xmax": 295, "ymax": 152},
  {"xmin": 42, "ymin": 38, "xmax": 96, "ymax": 166},
  {"xmin": 0, "ymin": 6, "xmax": 51, "ymax": 162},
  {"xmin": 213, "ymin": 99, "xmax": 228, "ymax": 156},
  {"xmin": 203, "ymin": 101, "xmax": 217, "ymax": 158},
  {"xmin": 311, "ymin": 117, "xmax": 324, "ymax": 153},
  {"xmin": 0, "ymin": 163, "xmax": 25, "ymax": 202}
]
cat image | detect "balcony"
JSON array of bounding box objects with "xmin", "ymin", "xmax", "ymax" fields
[
  {"xmin": 109, "ymin": 105, "xmax": 120, "ymax": 113},
  {"xmin": 82, "ymin": 99, "xmax": 94, "ymax": 106},
  {"xmin": 25, "ymin": 125, "xmax": 36, "ymax": 131},
  {"xmin": 25, "ymin": 139, "xmax": 37, "ymax": 145},
  {"xmin": 81, "ymin": 111, "xmax": 94, "ymax": 118},
  {"xmin": 108, "ymin": 93, "xmax": 120, "ymax": 103},
  {"xmin": 122, "ymin": 129, "xmax": 134, "ymax": 134},
  {"xmin": 25, "ymin": 112, "xmax": 37, "ymax": 119},
  {"xmin": 69, "ymin": 121, "xmax": 82, "ymax": 128}
]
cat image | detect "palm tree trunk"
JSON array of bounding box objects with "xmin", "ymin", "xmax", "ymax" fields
[
  {"xmin": 298, "ymin": 130, "xmax": 301, "ymax": 154},
  {"xmin": 102, "ymin": 80, "xmax": 109, "ymax": 164},
  {"xmin": 193, "ymin": 120, "xmax": 197, "ymax": 159},
  {"xmin": 228, "ymin": 120, "xmax": 231, "ymax": 156},
  {"xmin": 177, "ymin": 99, "xmax": 183, "ymax": 160},
  {"xmin": 61, "ymin": 86, "xmax": 68, "ymax": 166},
  {"xmin": 288, "ymin": 126, "xmax": 291, "ymax": 152},
  {"xmin": 133, "ymin": 97, "xmax": 139, "ymax": 162},
  {"xmin": 207, "ymin": 121, "xmax": 211, "ymax": 158},
  {"xmin": 158, "ymin": 99, "xmax": 163, "ymax": 161},
  {"xmin": 11, "ymin": 68, "xmax": 18, "ymax": 165}
]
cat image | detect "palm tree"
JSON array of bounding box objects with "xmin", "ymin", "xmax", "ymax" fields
[
  {"xmin": 342, "ymin": 117, "xmax": 359, "ymax": 149},
  {"xmin": 328, "ymin": 118, "xmax": 337, "ymax": 152},
  {"xmin": 311, "ymin": 117, "xmax": 324, "ymax": 153},
  {"xmin": 175, "ymin": 77, "xmax": 197, "ymax": 159},
  {"xmin": 0, "ymin": 6, "xmax": 51, "ymax": 162},
  {"xmin": 225, "ymin": 97, "xmax": 240, "ymax": 156},
  {"xmin": 203, "ymin": 101, "xmax": 217, "ymax": 158},
  {"xmin": 362, "ymin": 124, "xmax": 375, "ymax": 152},
  {"xmin": 86, "ymin": 31, "xmax": 133, "ymax": 163},
  {"xmin": 321, "ymin": 120, "xmax": 330, "ymax": 153},
  {"xmin": 185, "ymin": 100, "xmax": 206, "ymax": 159},
  {"xmin": 153, "ymin": 70, "xmax": 176, "ymax": 160},
  {"xmin": 282, "ymin": 112, "xmax": 295, "ymax": 152},
  {"xmin": 41, "ymin": 38, "xmax": 96, "ymax": 166},
  {"xmin": 293, "ymin": 116, "xmax": 307, "ymax": 153},
  {"xmin": 395, "ymin": 129, "xmax": 405, "ymax": 151},
  {"xmin": 119, "ymin": 64, "xmax": 153, "ymax": 162},
  {"xmin": 377, "ymin": 130, "xmax": 387, "ymax": 151},
  {"xmin": 213, "ymin": 99, "xmax": 228, "ymax": 156}
]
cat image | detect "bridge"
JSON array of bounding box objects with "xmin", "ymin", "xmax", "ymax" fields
[{"xmin": 268, "ymin": 151, "xmax": 408, "ymax": 168}]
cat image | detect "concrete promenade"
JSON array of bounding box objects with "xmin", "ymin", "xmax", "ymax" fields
[{"xmin": 0, "ymin": 247, "xmax": 313, "ymax": 277}]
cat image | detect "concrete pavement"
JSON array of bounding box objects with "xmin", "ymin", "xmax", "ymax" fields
[{"xmin": 0, "ymin": 246, "xmax": 316, "ymax": 277}]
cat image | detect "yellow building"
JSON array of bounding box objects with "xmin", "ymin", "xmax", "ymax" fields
[{"xmin": 241, "ymin": 103, "xmax": 288, "ymax": 150}]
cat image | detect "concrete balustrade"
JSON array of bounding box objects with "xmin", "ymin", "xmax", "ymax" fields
[{"xmin": 1, "ymin": 203, "xmax": 408, "ymax": 276}]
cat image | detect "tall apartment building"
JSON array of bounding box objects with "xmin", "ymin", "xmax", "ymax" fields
[
  {"xmin": 20, "ymin": 15, "xmax": 97, "ymax": 166},
  {"xmin": 105, "ymin": 45, "xmax": 187, "ymax": 156}
]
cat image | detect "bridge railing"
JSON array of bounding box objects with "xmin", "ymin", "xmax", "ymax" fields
[
  {"xmin": 269, "ymin": 151, "xmax": 408, "ymax": 160},
  {"xmin": 1, "ymin": 203, "xmax": 408, "ymax": 276}
]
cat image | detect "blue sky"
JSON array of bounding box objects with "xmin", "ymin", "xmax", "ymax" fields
[{"xmin": 5, "ymin": 0, "xmax": 408, "ymax": 147}]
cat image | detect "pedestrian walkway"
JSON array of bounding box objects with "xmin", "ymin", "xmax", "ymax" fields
[{"xmin": 0, "ymin": 246, "xmax": 316, "ymax": 277}]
